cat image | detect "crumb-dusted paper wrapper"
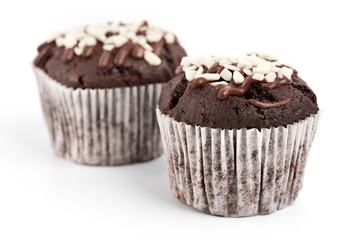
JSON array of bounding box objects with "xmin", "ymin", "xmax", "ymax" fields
[
  {"xmin": 157, "ymin": 109, "xmax": 321, "ymax": 217},
  {"xmin": 33, "ymin": 66, "xmax": 163, "ymax": 165}
]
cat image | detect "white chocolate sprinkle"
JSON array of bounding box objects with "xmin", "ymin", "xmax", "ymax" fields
[
  {"xmin": 247, "ymin": 51, "xmax": 277, "ymax": 61},
  {"xmin": 74, "ymin": 47, "xmax": 83, "ymax": 56},
  {"xmin": 185, "ymin": 69, "xmax": 197, "ymax": 81},
  {"xmin": 223, "ymin": 63, "xmax": 240, "ymax": 71},
  {"xmin": 279, "ymin": 67, "xmax": 293, "ymax": 79},
  {"xmin": 125, "ymin": 31, "xmax": 136, "ymax": 40},
  {"xmin": 194, "ymin": 66, "xmax": 204, "ymax": 78},
  {"xmin": 180, "ymin": 57, "xmax": 192, "ymax": 67},
  {"xmin": 253, "ymin": 61, "xmax": 272, "ymax": 74},
  {"xmin": 220, "ymin": 68, "xmax": 232, "ymax": 81},
  {"xmin": 272, "ymin": 66, "xmax": 281, "ymax": 72},
  {"xmin": 265, "ymin": 72, "xmax": 276, "ymax": 83},
  {"xmin": 210, "ymin": 81, "xmax": 228, "ymax": 86},
  {"xmin": 227, "ymin": 56, "xmax": 238, "ymax": 64},
  {"xmin": 164, "ymin": 32, "xmax": 175, "ymax": 43},
  {"xmin": 237, "ymin": 59, "xmax": 252, "ymax": 68},
  {"xmin": 200, "ymin": 73, "xmax": 221, "ymax": 81},
  {"xmin": 78, "ymin": 36, "xmax": 97, "ymax": 48},
  {"xmin": 258, "ymin": 52, "xmax": 277, "ymax": 61},
  {"xmin": 146, "ymin": 30, "xmax": 163, "ymax": 42},
  {"xmin": 204, "ymin": 59, "xmax": 216, "ymax": 69},
  {"xmin": 135, "ymin": 36, "xmax": 153, "ymax": 51},
  {"xmin": 252, "ymin": 73, "xmax": 265, "ymax": 81},
  {"xmin": 47, "ymin": 32, "xmax": 62, "ymax": 43},
  {"xmin": 189, "ymin": 58, "xmax": 201, "ymax": 67},
  {"xmin": 247, "ymin": 54, "xmax": 265, "ymax": 65},
  {"xmin": 243, "ymin": 68, "xmax": 253, "ymax": 76},
  {"xmin": 183, "ymin": 65, "xmax": 197, "ymax": 71},
  {"xmin": 104, "ymin": 35, "xmax": 127, "ymax": 48},
  {"xmin": 103, "ymin": 44, "xmax": 115, "ymax": 51},
  {"xmin": 63, "ymin": 35, "xmax": 78, "ymax": 48},
  {"xmin": 144, "ymin": 50, "xmax": 161, "ymax": 66},
  {"xmin": 219, "ymin": 59, "xmax": 232, "ymax": 66},
  {"xmin": 55, "ymin": 37, "xmax": 65, "ymax": 47},
  {"xmin": 233, "ymin": 71, "xmax": 245, "ymax": 84}
]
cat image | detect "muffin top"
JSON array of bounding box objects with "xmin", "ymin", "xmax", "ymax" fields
[
  {"xmin": 34, "ymin": 20, "xmax": 186, "ymax": 88},
  {"xmin": 158, "ymin": 53, "xmax": 319, "ymax": 130}
]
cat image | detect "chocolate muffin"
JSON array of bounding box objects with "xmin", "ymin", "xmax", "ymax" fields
[
  {"xmin": 157, "ymin": 53, "xmax": 320, "ymax": 217},
  {"xmin": 33, "ymin": 20, "xmax": 186, "ymax": 165}
]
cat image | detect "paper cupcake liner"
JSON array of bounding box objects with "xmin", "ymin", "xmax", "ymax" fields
[
  {"xmin": 33, "ymin": 66, "xmax": 163, "ymax": 165},
  {"xmin": 157, "ymin": 109, "xmax": 321, "ymax": 217}
]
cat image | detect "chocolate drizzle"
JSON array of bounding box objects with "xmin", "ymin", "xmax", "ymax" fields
[
  {"xmin": 183, "ymin": 62, "xmax": 296, "ymax": 109},
  {"xmin": 206, "ymin": 63, "xmax": 220, "ymax": 73},
  {"xmin": 248, "ymin": 95, "xmax": 293, "ymax": 108},
  {"xmin": 62, "ymin": 48, "xmax": 75, "ymax": 62},
  {"xmin": 82, "ymin": 45, "xmax": 96, "ymax": 58},
  {"xmin": 98, "ymin": 50, "xmax": 114, "ymax": 69},
  {"xmin": 114, "ymin": 41, "xmax": 134, "ymax": 67},
  {"xmin": 98, "ymin": 37, "xmax": 166, "ymax": 68},
  {"xmin": 216, "ymin": 66, "xmax": 225, "ymax": 74},
  {"xmin": 215, "ymin": 74, "xmax": 294, "ymax": 108},
  {"xmin": 175, "ymin": 65, "xmax": 183, "ymax": 75},
  {"xmin": 151, "ymin": 38, "xmax": 165, "ymax": 56},
  {"xmin": 97, "ymin": 38, "xmax": 166, "ymax": 68},
  {"xmin": 34, "ymin": 43, "xmax": 53, "ymax": 67},
  {"xmin": 216, "ymin": 76, "xmax": 260, "ymax": 99},
  {"xmin": 131, "ymin": 44, "xmax": 145, "ymax": 59},
  {"xmin": 261, "ymin": 77, "xmax": 292, "ymax": 89},
  {"xmin": 190, "ymin": 77, "xmax": 209, "ymax": 88},
  {"xmin": 37, "ymin": 42, "xmax": 49, "ymax": 52}
]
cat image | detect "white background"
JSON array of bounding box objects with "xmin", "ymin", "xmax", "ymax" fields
[{"xmin": 0, "ymin": 0, "xmax": 359, "ymax": 239}]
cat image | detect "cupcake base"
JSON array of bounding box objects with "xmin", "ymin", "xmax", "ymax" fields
[
  {"xmin": 157, "ymin": 109, "xmax": 321, "ymax": 217},
  {"xmin": 34, "ymin": 66, "xmax": 163, "ymax": 165}
]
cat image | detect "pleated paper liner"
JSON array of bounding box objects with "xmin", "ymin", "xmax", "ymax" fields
[
  {"xmin": 34, "ymin": 66, "xmax": 163, "ymax": 165},
  {"xmin": 157, "ymin": 109, "xmax": 321, "ymax": 217}
]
